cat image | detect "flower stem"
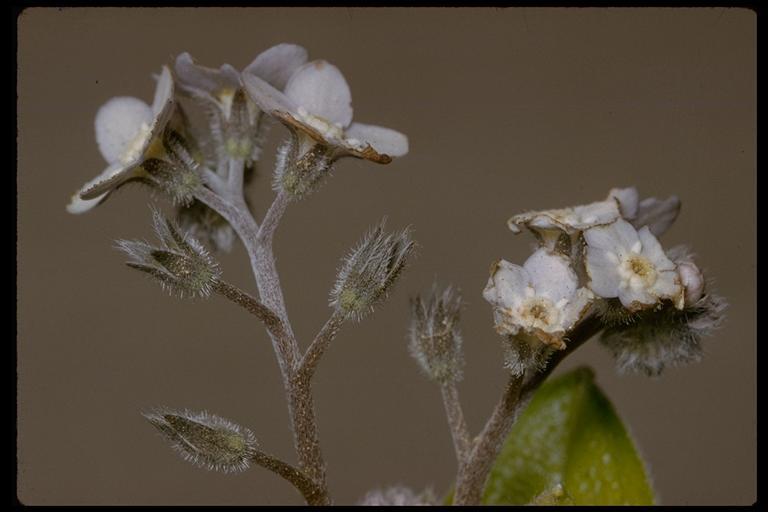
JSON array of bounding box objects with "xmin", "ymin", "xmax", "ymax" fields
[{"xmin": 451, "ymin": 315, "xmax": 604, "ymax": 505}]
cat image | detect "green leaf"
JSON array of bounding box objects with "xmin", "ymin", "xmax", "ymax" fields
[{"xmin": 482, "ymin": 366, "xmax": 654, "ymax": 505}]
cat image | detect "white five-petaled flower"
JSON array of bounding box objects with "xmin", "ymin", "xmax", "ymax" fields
[
  {"xmin": 66, "ymin": 66, "xmax": 175, "ymax": 214},
  {"xmin": 507, "ymin": 187, "xmax": 682, "ymax": 245},
  {"xmin": 482, "ymin": 248, "xmax": 594, "ymax": 349},
  {"xmin": 583, "ymin": 218, "xmax": 684, "ymax": 311},
  {"xmin": 174, "ymin": 44, "xmax": 308, "ymax": 122},
  {"xmin": 242, "ymin": 59, "xmax": 409, "ymax": 164}
]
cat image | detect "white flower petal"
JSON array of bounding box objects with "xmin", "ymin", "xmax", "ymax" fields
[
  {"xmin": 242, "ymin": 71, "xmax": 298, "ymax": 115},
  {"xmin": 569, "ymin": 200, "xmax": 621, "ymax": 229},
  {"xmin": 617, "ymin": 284, "xmax": 657, "ymax": 309},
  {"xmin": 649, "ymin": 268, "xmax": 683, "ymax": 306},
  {"xmin": 79, "ymin": 162, "xmax": 135, "ymax": 200},
  {"xmin": 345, "ymin": 122, "xmax": 409, "ymax": 158},
  {"xmin": 637, "ymin": 226, "xmax": 676, "ymax": 272},
  {"xmin": 584, "ymin": 245, "xmax": 623, "ymax": 298},
  {"xmin": 66, "ymin": 190, "xmax": 109, "ymax": 214},
  {"xmin": 523, "ymin": 249, "xmax": 577, "ymax": 303},
  {"xmin": 559, "ymin": 287, "xmax": 594, "ymax": 330},
  {"xmin": 243, "ymin": 43, "xmax": 309, "ymax": 91},
  {"xmin": 284, "ymin": 60, "xmax": 353, "ymax": 128},
  {"xmin": 583, "ymin": 218, "xmax": 639, "ymax": 257},
  {"xmin": 174, "ymin": 52, "xmax": 240, "ymax": 94},
  {"xmin": 94, "ymin": 96, "xmax": 152, "ymax": 164},
  {"xmin": 608, "ymin": 186, "xmax": 639, "ymax": 219},
  {"xmin": 483, "ymin": 260, "xmax": 531, "ymax": 309},
  {"xmin": 152, "ymin": 66, "xmax": 175, "ymax": 114},
  {"xmin": 633, "ymin": 196, "xmax": 681, "ymax": 237}
]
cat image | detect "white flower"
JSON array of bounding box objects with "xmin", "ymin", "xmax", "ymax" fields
[
  {"xmin": 243, "ymin": 59, "xmax": 408, "ymax": 164},
  {"xmin": 175, "ymin": 43, "xmax": 308, "ymax": 122},
  {"xmin": 507, "ymin": 187, "xmax": 681, "ymax": 249},
  {"xmin": 583, "ymin": 218, "xmax": 684, "ymax": 311},
  {"xmin": 482, "ymin": 248, "xmax": 594, "ymax": 348},
  {"xmin": 66, "ymin": 66, "xmax": 175, "ymax": 214}
]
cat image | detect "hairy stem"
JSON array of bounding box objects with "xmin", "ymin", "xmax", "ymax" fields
[
  {"xmin": 288, "ymin": 372, "xmax": 330, "ymax": 504},
  {"xmin": 194, "ymin": 180, "xmax": 330, "ymax": 505},
  {"xmin": 452, "ymin": 315, "xmax": 604, "ymax": 505},
  {"xmin": 297, "ymin": 310, "xmax": 346, "ymax": 380},
  {"xmin": 250, "ymin": 450, "xmax": 326, "ymax": 505},
  {"xmin": 227, "ymin": 157, "xmax": 245, "ymax": 195},
  {"xmin": 453, "ymin": 374, "xmax": 523, "ymax": 506},
  {"xmin": 210, "ymin": 279, "xmax": 292, "ymax": 359},
  {"xmin": 441, "ymin": 382, "xmax": 471, "ymax": 465}
]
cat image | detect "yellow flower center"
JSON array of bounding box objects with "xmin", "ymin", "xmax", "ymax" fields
[{"xmin": 619, "ymin": 255, "xmax": 657, "ymax": 290}]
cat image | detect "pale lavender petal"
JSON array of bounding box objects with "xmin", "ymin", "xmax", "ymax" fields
[
  {"xmin": 94, "ymin": 96, "xmax": 152, "ymax": 164},
  {"xmin": 174, "ymin": 52, "xmax": 239, "ymax": 94},
  {"xmin": 637, "ymin": 226, "xmax": 676, "ymax": 272},
  {"xmin": 284, "ymin": 60, "xmax": 353, "ymax": 127},
  {"xmin": 66, "ymin": 190, "xmax": 109, "ymax": 214},
  {"xmin": 608, "ymin": 186, "xmax": 639, "ymax": 219},
  {"xmin": 633, "ymin": 196, "xmax": 681, "ymax": 237},
  {"xmin": 617, "ymin": 285, "xmax": 657, "ymax": 309},
  {"xmin": 79, "ymin": 162, "xmax": 135, "ymax": 200},
  {"xmin": 585, "ymin": 246, "xmax": 622, "ymax": 298},
  {"xmin": 583, "ymin": 219, "xmax": 639, "ymax": 257},
  {"xmin": 345, "ymin": 122, "xmax": 409, "ymax": 158},
  {"xmin": 559, "ymin": 287, "xmax": 594, "ymax": 330},
  {"xmin": 243, "ymin": 43, "xmax": 309, "ymax": 91},
  {"xmin": 242, "ymin": 71, "xmax": 298, "ymax": 115},
  {"xmin": 523, "ymin": 249, "xmax": 577, "ymax": 303},
  {"xmin": 483, "ymin": 260, "xmax": 531, "ymax": 309}
]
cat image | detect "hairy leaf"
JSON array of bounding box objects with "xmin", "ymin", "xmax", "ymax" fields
[{"xmin": 483, "ymin": 366, "xmax": 654, "ymax": 505}]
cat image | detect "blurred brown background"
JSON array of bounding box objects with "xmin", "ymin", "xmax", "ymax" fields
[{"xmin": 17, "ymin": 7, "xmax": 755, "ymax": 505}]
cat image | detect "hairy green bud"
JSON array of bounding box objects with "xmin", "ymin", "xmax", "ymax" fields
[
  {"xmin": 409, "ymin": 285, "xmax": 464, "ymax": 384},
  {"xmin": 330, "ymin": 219, "xmax": 415, "ymax": 321},
  {"xmin": 143, "ymin": 408, "xmax": 258, "ymax": 473}
]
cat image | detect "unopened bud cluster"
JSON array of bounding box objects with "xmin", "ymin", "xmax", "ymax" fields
[
  {"xmin": 484, "ymin": 186, "xmax": 726, "ymax": 376},
  {"xmin": 143, "ymin": 408, "xmax": 258, "ymax": 473},
  {"xmin": 330, "ymin": 220, "xmax": 415, "ymax": 321},
  {"xmin": 116, "ymin": 208, "xmax": 221, "ymax": 298},
  {"xmin": 408, "ymin": 285, "xmax": 464, "ymax": 384}
]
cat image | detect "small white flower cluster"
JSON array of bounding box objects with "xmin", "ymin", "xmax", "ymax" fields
[
  {"xmin": 484, "ymin": 186, "xmax": 719, "ymax": 374},
  {"xmin": 67, "ymin": 43, "xmax": 409, "ymax": 228}
]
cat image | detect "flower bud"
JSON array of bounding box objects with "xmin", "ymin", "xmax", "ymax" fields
[
  {"xmin": 330, "ymin": 219, "xmax": 415, "ymax": 321},
  {"xmin": 502, "ymin": 333, "xmax": 553, "ymax": 376},
  {"xmin": 599, "ymin": 291, "xmax": 726, "ymax": 376},
  {"xmin": 116, "ymin": 208, "xmax": 221, "ymax": 298},
  {"xmin": 273, "ymin": 135, "xmax": 334, "ymax": 200},
  {"xmin": 677, "ymin": 261, "xmax": 705, "ymax": 306},
  {"xmin": 409, "ymin": 285, "xmax": 464, "ymax": 384},
  {"xmin": 143, "ymin": 408, "xmax": 258, "ymax": 473}
]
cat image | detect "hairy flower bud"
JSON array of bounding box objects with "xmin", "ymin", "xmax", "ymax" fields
[
  {"xmin": 600, "ymin": 289, "xmax": 727, "ymax": 376},
  {"xmin": 143, "ymin": 408, "xmax": 258, "ymax": 473},
  {"xmin": 677, "ymin": 261, "xmax": 705, "ymax": 306},
  {"xmin": 330, "ymin": 219, "xmax": 415, "ymax": 321},
  {"xmin": 409, "ymin": 285, "xmax": 464, "ymax": 384},
  {"xmin": 140, "ymin": 130, "xmax": 203, "ymax": 206},
  {"xmin": 116, "ymin": 208, "xmax": 221, "ymax": 298},
  {"xmin": 502, "ymin": 333, "xmax": 554, "ymax": 376},
  {"xmin": 273, "ymin": 135, "xmax": 334, "ymax": 200}
]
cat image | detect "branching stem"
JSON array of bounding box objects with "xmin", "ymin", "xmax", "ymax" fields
[{"xmin": 250, "ymin": 450, "xmax": 327, "ymax": 506}]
